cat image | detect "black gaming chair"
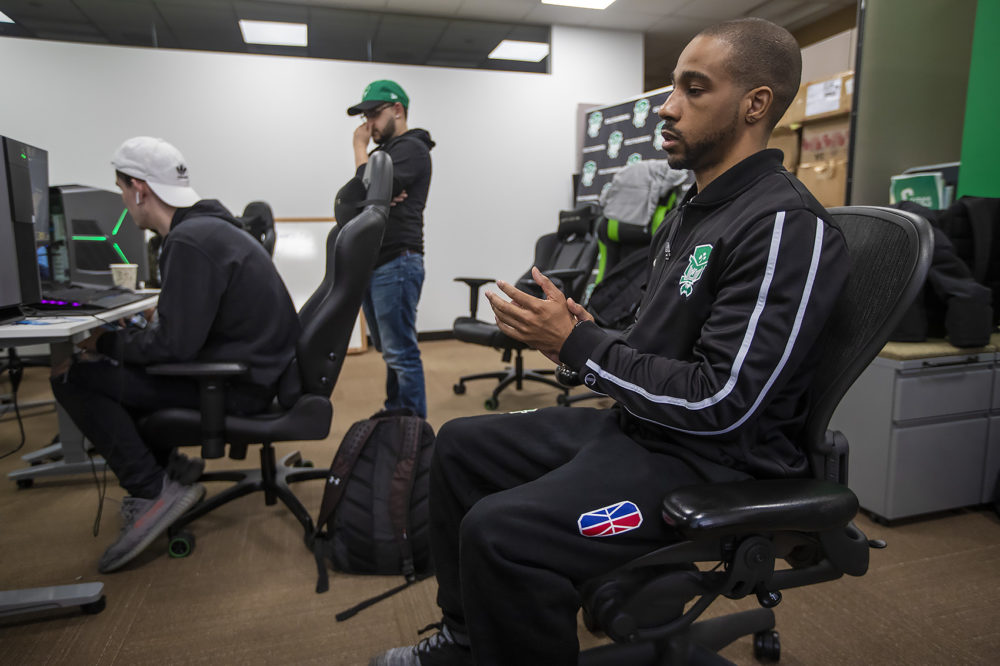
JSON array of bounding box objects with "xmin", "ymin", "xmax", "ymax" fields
[
  {"xmin": 237, "ymin": 201, "xmax": 277, "ymax": 256},
  {"xmin": 452, "ymin": 204, "xmax": 599, "ymax": 410},
  {"xmin": 575, "ymin": 206, "xmax": 933, "ymax": 665},
  {"xmin": 135, "ymin": 152, "xmax": 392, "ymax": 557}
]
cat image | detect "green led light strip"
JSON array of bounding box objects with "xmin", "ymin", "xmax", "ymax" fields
[
  {"xmin": 112, "ymin": 209, "xmax": 127, "ymax": 235},
  {"xmin": 112, "ymin": 242, "xmax": 129, "ymax": 263},
  {"xmin": 72, "ymin": 235, "xmax": 107, "ymax": 241}
]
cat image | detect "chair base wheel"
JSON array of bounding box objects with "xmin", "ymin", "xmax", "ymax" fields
[
  {"xmin": 453, "ymin": 383, "xmax": 466, "ymax": 395},
  {"xmin": 16, "ymin": 478, "xmax": 34, "ymax": 489},
  {"xmin": 484, "ymin": 397, "xmax": 499, "ymax": 410},
  {"xmin": 753, "ymin": 629, "xmax": 780, "ymax": 662},
  {"xmin": 168, "ymin": 531, "xmax": 196, "ymax": 558}
]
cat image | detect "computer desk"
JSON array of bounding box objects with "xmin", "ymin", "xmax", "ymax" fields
[{"xmin": 0, "ymin": 295, "xmax": 158, "ymax": 487}]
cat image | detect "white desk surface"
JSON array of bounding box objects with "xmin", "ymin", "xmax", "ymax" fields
[{"xmin": 0, "ymin": 295, "xmax": 158, "ymax": 347}]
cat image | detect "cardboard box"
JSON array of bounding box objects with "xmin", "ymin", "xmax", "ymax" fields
[
  {"xmin": 799, "ymin": 116, "xmax": 850, "ymax": 164},
  {"xmin": 767, "ymin": 127, "xmax": 800, "ymax": 172},
  {"xmin": 797, "ymin": 159, "xmax": 848, "ymax": 208},
  {"xmin": 777, "ymin": 70, "xmax": 854, "ymax": 129}
]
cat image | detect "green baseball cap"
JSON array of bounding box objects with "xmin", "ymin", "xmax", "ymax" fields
[{"xmin": 347, "ymin": 79, "xmax": 410, "ymax": 116}]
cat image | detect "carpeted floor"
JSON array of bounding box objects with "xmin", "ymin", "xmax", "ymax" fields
[{"xmin": 1, "ymin": 339, "xmax": 998, "ymax": 664}]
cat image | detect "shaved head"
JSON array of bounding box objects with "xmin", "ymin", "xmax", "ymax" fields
[{"xmin": 698, "ymin": 18, "xmax": 802, "ymax": 129}]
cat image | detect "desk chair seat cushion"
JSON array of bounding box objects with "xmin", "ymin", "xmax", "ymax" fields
[
  {"xmin": 140, "ymin": 393, "xmax": 333, "ymax": 447},
  {"xmin": 452, "ymin": 316, "xmax": 527, "ymax": 350},
  {"xmin": 662, "ymin": 479, "xmax": 859, "ymax": 538}
]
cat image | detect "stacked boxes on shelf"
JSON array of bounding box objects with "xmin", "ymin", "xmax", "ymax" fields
[{"xmin": 768, "ymin": 70, "xmax": 854, "ymax": 208}]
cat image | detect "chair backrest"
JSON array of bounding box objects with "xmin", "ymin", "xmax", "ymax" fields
[
  {"xmin": 238, "ymin": 201, "xmax": 277, "ymax": 256},
  {"xmin": 276, "ymin": 152, "xmax": 392, "ymax": 406},
  {"xmin": 803, "ymin": 206, "xmax": 933, "ymax": 479},
  {"xmin": 523, "ymin": 204, "xmax": 600, "ymax": 301}
]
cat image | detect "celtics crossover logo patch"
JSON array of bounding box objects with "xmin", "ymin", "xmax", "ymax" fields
[{"xmin": 679, "ymin": 244, "xmax": 713, "ymax": 297}]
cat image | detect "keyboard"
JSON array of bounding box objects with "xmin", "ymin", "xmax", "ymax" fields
[{"xmin": 31, "ymin": 286, "xmax": 150, "ymax": 313}]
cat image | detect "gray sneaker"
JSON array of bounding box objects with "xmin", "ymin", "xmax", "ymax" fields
[
  {"xmin": 98, "ymin": 476, "xmax": 205, "ymax": 573},
  {"xmin": 369, "ymin": 624, "xmax": 473, "ymax": 666}
]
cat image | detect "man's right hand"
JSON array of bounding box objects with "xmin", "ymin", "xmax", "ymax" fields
[
  {"xmin": 353, "ymin": 123, "xmax": 372, "ymax": 149},
  {"xmin": 354, "ymin": 124, "xmax": 372, "ymax": 167}
]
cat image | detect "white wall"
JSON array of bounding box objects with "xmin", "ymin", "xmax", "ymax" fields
[{"xmin": 0, "ymin": 25, "xmax": 643, "ymax": 331}]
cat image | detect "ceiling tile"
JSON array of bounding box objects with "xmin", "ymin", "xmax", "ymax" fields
[
  {"xmin": 455, "ymin": 0, "xmax": 536, "ymax": 22},
  {"xmin": 675, "ymin": 0, "xmax": 763, "ymax": 21}
]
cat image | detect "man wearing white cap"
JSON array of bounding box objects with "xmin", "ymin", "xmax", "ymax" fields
[{"xmin": 51, "ymin": 136, "xmax": 300, "ymax": 574}]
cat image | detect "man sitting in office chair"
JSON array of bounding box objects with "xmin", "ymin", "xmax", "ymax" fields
[
  {"xmin": 50, "ymin": 137, "xmax": 300, "ymax": 574},
  {"xmin": 371, "ymin": 18, "xmax": 849, "ymax": 666}
]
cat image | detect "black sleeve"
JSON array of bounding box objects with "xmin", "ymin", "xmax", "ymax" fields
[
  {"xmin": 97, "ymin": 239, "xmax": 225, "ymax": 365},
  {"xmin": 561, "ymin": 210, "xmax": 848, "ymax": 434},
  {"xmin": 385, "ymin": 138, "xmax": 430, "ymax": 192}
]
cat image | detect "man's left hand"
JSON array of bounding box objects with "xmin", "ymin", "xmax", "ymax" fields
[
  {"xmin": 76, "ymin": 329, "xmax": 105, "ymax": 354},
  {"xmin": 487, "ymin": 267, "xmax": 577, "ymax": 362}
]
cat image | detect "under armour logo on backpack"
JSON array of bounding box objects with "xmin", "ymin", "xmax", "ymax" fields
[{"xmin": 328, "ymin": 475, "xmax": 341, "ymax": 485}]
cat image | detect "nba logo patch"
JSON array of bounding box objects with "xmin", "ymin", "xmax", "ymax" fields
[{"xmin": 578, "ymin": 500, "xmax": 643, "ymax": 537}]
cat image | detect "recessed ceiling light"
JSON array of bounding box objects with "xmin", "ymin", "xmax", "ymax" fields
[
  {"xmin": 541, "ymin": 0, "xmax": 617, "ymax": 9},
  {"xmin": 0, "ymin": 10, "xmax": 15, "ymax": 23},
  {"xmin": 238, "ymin": 19, "xmax": 308, "ymax": 47},
  {"xmin": 489, "ymin": 40, "xmax": 550, "ymax": 62}
]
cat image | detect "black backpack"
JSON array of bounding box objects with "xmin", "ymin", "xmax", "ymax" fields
[{"xmin": 311, "ymin": 408, "xmax": 435, "ymax": 619}]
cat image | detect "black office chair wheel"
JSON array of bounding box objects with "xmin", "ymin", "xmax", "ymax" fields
[
  {"xmin": 453, "ymin": 383, "xmax": 466, "ymax": 395},
  {"xmin": 753, "ymin": 629, "xmax": 780, "ymax": 662},
  {"xmin": 168, "ymin": 531, "xmax": 196, "ymax": 558},
  {"xmin": 81, "ymin": 596, "xmax": 107, "ymax": 615},
  {"xmin": 556, "ymin": 393, "xmax": 570, "ymax": 406},
  {"xmin": 16, "ymin": 478, "xmax": 34, "ymax": 489},
  {"xmin": 484, "ymin": 397, "xmax": 499, "ymax": 410}
]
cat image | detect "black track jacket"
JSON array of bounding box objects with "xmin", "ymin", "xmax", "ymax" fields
[{"xmin": 560, "ymin": 150, "xmax": 849, "ymax": 478}]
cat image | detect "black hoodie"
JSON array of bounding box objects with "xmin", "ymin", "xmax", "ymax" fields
[
  {"xmin": 357, "ymin": 128, "xmax": 435, "ymax": 266},
  {"xmin": 97, "ymin": 199, "xmax": 300, "ymax": 391}
]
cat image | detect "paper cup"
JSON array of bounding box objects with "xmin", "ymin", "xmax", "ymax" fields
[{"xmin": 109, "ymin": 263, "xmax": 139, "ymax": 291}]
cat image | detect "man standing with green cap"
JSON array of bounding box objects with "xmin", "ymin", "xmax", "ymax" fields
[{"xmin": 347, "ymin": 79, "xmax": 435, "ymax": 418}]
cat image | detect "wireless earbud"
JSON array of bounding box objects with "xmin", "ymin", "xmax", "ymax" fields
[{"xmin": 135, "ymin": 192, "xmax": 141, "ymax": 204}]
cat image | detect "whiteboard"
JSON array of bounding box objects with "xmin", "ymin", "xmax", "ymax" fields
[{"xmin": 271, "ymin": 220, "xmax": 365, "ymax": 352}]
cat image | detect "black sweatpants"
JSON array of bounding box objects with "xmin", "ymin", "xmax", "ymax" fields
[
  {"xmin": 430, "ymin": 406, "xmax": 749, "ymax": 666},
  {"xmin": 50, "ymin": 359, "xmax": 271, "ymax": 498}
]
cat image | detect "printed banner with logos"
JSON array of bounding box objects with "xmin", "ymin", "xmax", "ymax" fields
[{"xmin": 576, "ymin": 86, "xmax": 672, "ymax": 207}]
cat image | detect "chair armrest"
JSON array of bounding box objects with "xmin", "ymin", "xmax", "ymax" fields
[
  {"xmin": 146, "ymin": 362, "xmax": 248, "ymax": 377},
  {"xmin": 662, "ymin": 479, "xmax": 859, "ymax": 539},
  {"xmin": 540, "ymin": 268, "xmax": 586, "ymax": 281},
  {"xmin": 454, "ymin": 277, "xmax": 496, "ymax": 318},
  {"xmin": 515, "ymin": 268, "xmax": 587, "ymax": 298},
  {"xmin": 145, "ymin": 362, "xmax": 249, "ymax": 459}
]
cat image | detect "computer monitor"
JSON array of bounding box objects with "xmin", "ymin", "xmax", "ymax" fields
[
  {"xmin": 50, "ymin": 185, "xmax": 149, "ymax": 288},
  {"xmin": 0, "ymin": 144, "xmax": 24, "ymax": 324},
  {"xmin": 1, "ymin": 135, "xmax": 43, "ymax": 309}
]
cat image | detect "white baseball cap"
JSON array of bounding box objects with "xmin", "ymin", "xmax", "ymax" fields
[{"xmin": 111, "ymin": 136, "xmax": 200, "ymax": 208}]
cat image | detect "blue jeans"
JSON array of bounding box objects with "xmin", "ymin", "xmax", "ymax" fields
[{"xmin": 361, "ymin": 252, "xmax": 427, "ymax": 418}]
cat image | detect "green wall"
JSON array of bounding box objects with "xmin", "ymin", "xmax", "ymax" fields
[{"xmin": 958, "ymin": 0, "xmax": 1000, "ymax": 197}]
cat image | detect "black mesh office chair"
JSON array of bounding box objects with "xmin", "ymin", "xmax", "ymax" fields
[
  {"xmin": 237, "ymin": 201, "xmax": 277, "ymax": 256},
  {"xmin": 575, "ymin": 206, "xmax": 933, "ymax": 665},
  {"xmin": 452, "ymin": 204, "xmax": 599, "ymax": 410},
  {"xmin": 135, "ymin": 152, "xmax": 392, "ymax": 558}
]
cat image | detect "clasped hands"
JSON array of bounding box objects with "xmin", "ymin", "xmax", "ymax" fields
[{"xmin": 486, "ymin": 267, "xmax": 593, "ymax": 364}]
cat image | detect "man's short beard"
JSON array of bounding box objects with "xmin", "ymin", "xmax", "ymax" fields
[
  {"xmin": 666, "ymin": 112, "xmax": 739, "ymax": 173},
  {"xmin": 373, "ymin": 117, "xmax": 397, "ymax": 145}
]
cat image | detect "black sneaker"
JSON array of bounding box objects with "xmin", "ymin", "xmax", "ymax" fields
[
  {"xmin": 166, "ymin": 450, "xmax": 205, "ymax": 485},
  {"xmin": 369, "ymin": 623, "xmax": 473, "ymax": 666}
]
